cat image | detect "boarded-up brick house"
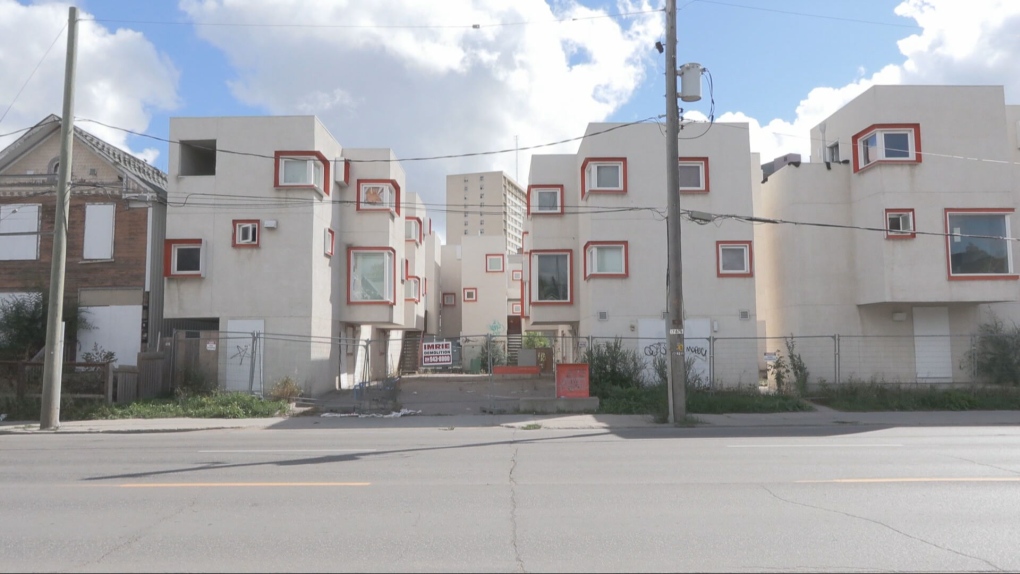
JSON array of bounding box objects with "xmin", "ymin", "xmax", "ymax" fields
[{"xmin": 0, "ymin": 115, "xmax": 167, "ymax": 365}]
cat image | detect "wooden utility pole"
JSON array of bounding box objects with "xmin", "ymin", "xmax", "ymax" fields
[
  {"xmin": 664, "ymin": 0, "xmax": 687, "ymax": 423},
  {"xmin": 40, "ymin": 6, "xmax": 79, "ymax": 430}
]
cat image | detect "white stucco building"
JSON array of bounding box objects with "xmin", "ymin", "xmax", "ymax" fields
[
  {"xmin": 523, "ymin": 121, "xmax": 762, "ymax": 386},
  {"xmin": 756, "ymin": 85, "xmax": 1020, "ymax": 385},
  {"xmin": 163, "ymin": 116, "xmax": 438, "ymax": 396}
]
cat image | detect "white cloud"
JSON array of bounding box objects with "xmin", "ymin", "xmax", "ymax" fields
[
  {"xmin": 178, "ymin": 0, "xmax": 663, "ymax": 238},
  {"xmin": 731, "ymin": 0, "xmax": 1020, "ymax": 165},
  {"xmin": 0, "ymin": 1, "xmax": 179, "ymax": 163}
]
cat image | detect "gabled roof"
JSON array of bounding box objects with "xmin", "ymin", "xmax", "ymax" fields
[{"xmin": 0, "ymin": 114, "xmax": 167, "ymax": 195}]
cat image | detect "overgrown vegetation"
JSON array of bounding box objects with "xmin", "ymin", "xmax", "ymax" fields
[
  {"xmin": 961, "ymin": 317, "xmax": 1020, "ymax": 386},
  {"xmin": 0, "ymin": 292, "xmax": 92, "ymax": 361},
  {"xmin": 583, "ymin": 337, "xmax": 811, "ymax": 421},
  {"xmin": 768, "ymin": 336, "xmax": 809, "ymax": 396},
  {"xmin": 477, "ymin": 337, "xmax": 506, "ymax": 373},
  {"xmin": 813, "ymin": 380, "xmax": 1020, "ymax": 411},
  {"xmin": 0, "ymin": 392, "xmax": 289, "ymax": 422},
  {"xmin": 268, "ymin": 376, "xmax": 303, "ymax": 402},
  {"xmin": 522, "ymin": 331, "xmax": 551, "ymax": 349},
  {"xmin": 175, "ymin": 366, "xmax": 217, "ymax": 396}
]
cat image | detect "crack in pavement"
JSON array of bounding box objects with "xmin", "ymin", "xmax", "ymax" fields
[
  {"xmin": 760, "ymin": 485, "xmax": 1005, "ymax": 572},
  {"xmin": 509, "ymin": 430, "xmax": 525, "ymax": 573},
  {"xmin": 949, "ymin": 455, "xmax": 1020, "ymax": 477},
  {"xmin": 73, "ymin": 499, "xmax": 196, "ymax": 571}
]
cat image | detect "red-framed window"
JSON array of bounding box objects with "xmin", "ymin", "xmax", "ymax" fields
[
  {"xmin": 851, "ymin": 123, "xmax": 921, "ymax": 172},
  {"xmin": 164, "ymin": 239, "xmax": 205, "ymax": 278},
  {"xmin": 678, "ymin": 157, "xmax": 709, "ymax": 193},
  {"xmin": 716, "ymin": 241, "xmax": 753, "ymax": 278},
  {"xmin": 885, "ymin": 208, "xmax": 916, "ymax": 239},
  {"xmin": 485, "ymin": 253, "xmax": 505, "ymax": 273},
  {"xmin": 463, "ymin": 287, "xmax": 478, "ymax": 302},
  {"xmin": 442, "ymin": 292, "xmax": 456, "ymax": 307},
  {"xmin": 356, "ymin": 179, "xmax": 401, "ymax": 215},
  {"xmin": 583, "ymin": 241, "xmax": 628, "ymax": 279},
  {"xmin": 581, "ymin": 157, "xmax": 627, "ymax": 199},
  {"xmin": 274, "ymin": 150, "xmax": 330, "ymax": 196},
  {"xmin": 527, "ymin": 184, "xmax": 564, "ymax": 215},
  {"xmin": 232, "ymin": 219, "xmax": 260, "ymax": 248}
]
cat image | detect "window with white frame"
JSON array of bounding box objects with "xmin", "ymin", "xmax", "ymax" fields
[
  {"xmin": 279, "ymin": 155, "xmax": 324, "ymax": 189},
  {"xmin": 512, "ymin": 269, "xmax": 522, "ymax": 282},
  {"xmin": 164, "ymin": 239, "xmax": 204, "ymax": 277},
  {"xmin": 582, "ymin": 158, "xmax": 625, "ymax": 195},
  {"xmin": 349, "ymin": 249, "xmax": 394, "ymax": 303},
  {"xmin": 486, "ymin": 254, "xmax": 504, "ymax": 273},
  {"xmin": 512, "ymin": 302, "xmax": 522, "ymax": 315},
  {"xmin": 0, "ymin": 203, "xmax": 41, "ymax": 261},
  {"xmin": 717, "ymin": 241, "xmax": 752, "ymax": 277},
  {"xmin": 946, "ymin": 210, "xmax": 1013, "ymax": 277},
  {"xmin": 853, "ymin": 124, "xmax": 919, "ymax": 170},
  {"xmin": 677, "ymin": 158, "xmax": 708, "ymax": 192},
  {"xmin": 358, "ymin": 181, "xmax": 398, "ymax": 213},
  {"xmin": 532, "ymin": 251, "xmax": 571, "ymax": 302},
  {"xmin": 886, "ymin": 209, "xmax": 915, "ymax": 239},
  {"xmin": 83, "ymin": 203, "xmax": 116, "ymax": 260},
  {"xmin": 529, "ymin": 186, "xmax": 563, "ymax": 214},
  {"xmin": 232, "ymin": 219, "xmax": 260, "ymax": 248},
  {"xmin": 463, "ymin": 287, "xmax": 477, "ymax": 302},
  {"xmin": 405, "ymin": 218, "xmax": 422, "ymax": 243},
  {"xmin": 442, "ymin": 292, "xmax": 456, "ymax": 306},
  {"xmin": 404, "ymin": 276, "xmax": 420, "ymax": 302},
  {"xmin": 585, "ymin": 242, "xmax": 627, "ymax": 278}
]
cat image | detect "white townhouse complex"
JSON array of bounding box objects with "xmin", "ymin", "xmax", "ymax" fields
[
  {"xmin": 756, "ymin": 85, "xmax": 1020, "ymax": 385},
  {"xmin": 446, "ymin": 171, "xmax": 526, "ymax": 254},
  {"xmin": 163, "ymin": 116, "xmax": 438, "ymax": 396},
  {"xmin": 522, "ymin": 121, "xmax": 762, "ymax": 385}
]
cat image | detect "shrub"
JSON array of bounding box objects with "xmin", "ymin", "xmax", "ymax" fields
[
  {"xmin": 652, "ymin": 354, "xmax": 705, "ymax": 389},
  {"xmin": 477, "ymin": 337, "xmax": 506, "ymax": 373},
  {"xmin": 0, "ymin": 292, "xmax": 93, "ymax": 361},
  {"xmin": 584, "ymin": 337, "xmax": 647, "ymax": 396},
  {"xmin": 961, "ymin": 317, "xmax": 1020, "ymax": 386},
  {"xmin": 522, "ymin": 331, "xmax": 551, "ymax": 349},
  {"xmin": 268, "ymin": 376, "xmax": 302, "ymax": 402},
  {"xmin": 175, "ymin": 366, "xmax": 216, "ymax": 397}
]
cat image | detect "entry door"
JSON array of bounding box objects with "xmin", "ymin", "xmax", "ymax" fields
[
  {"xmin": 912, "ymin": 307, "xmax": 952, "ymax": 380},
  {"xmin": 225, "ymin": 319, "xmax": 264, "ymax": 392}
]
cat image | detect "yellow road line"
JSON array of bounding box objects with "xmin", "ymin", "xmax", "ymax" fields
[
  {"xmin": 116, "ymin": 482, "xmax": 371, "ymax": 488},
  {"xmin": 797, "ymin": 477, "xmax": 1020, "ymax": 484}
]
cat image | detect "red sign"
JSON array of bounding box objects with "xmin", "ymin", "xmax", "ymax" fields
[{"xmin": 555, "ymin": 363, "xmax": 590, "ymax": 398}]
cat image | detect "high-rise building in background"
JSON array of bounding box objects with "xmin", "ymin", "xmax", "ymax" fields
[{"xmin": 445, "ymin": 171, "xmax": 525, "ymax": 253}]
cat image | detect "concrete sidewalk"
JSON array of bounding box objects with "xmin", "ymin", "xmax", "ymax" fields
[{"xmin": 1, "ymin": 407, "xmax": 1019, "ymax": 434}]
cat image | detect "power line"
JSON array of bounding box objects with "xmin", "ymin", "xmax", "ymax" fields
[
  {"xmin": 0, "ymin": 24, "xmax": 67, "ymax": 127},
  {"xmin": 82, "ymin": 8, "xmax": 664, "ymax": 30}
]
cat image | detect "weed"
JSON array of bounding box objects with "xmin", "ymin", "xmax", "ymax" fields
[
  {"xmin": 961, "ymin": 317, "xmax": 1020, "ymax": 385},
  {"xmin": 814, "ymin": 381, "xmax": 1020, "ymax": 411},
  {"xmin": 268, "ymin": 376, "xmax": 303, "ymax": 402},
  {"xmin": 520, "ymin": 423, "xmax": 542, "ymax": 430}
]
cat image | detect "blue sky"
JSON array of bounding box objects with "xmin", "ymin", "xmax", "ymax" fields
[{"xmin": 2, "ymin": 0, "xmax": 1018, "ymax": 239}]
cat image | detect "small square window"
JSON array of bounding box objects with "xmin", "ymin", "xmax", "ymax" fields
[
  {"xmin": 885, "ymin": 209, "xmax": 915, "ymax": 239},
  {"xmin": 357, "ymin": 179, "xmax": 400, "ymax": 214},
  {"xmin": 529, "ymin": 185, "xmax": 563, "ymax": 215},
  {"xmin": 827, "ymin": 143, "xmax": 840, "ymax": 163},
  {"xmin": 442, "ymin": 292, "xmax": 456, "ymax": 307},
  {"xmin": 232, "ymin": 219, "xmax": 260, "ymax": 248},
  {"xmin": 716, "ymin": 241, "xmax": 752, "ymax": 277},
  {"xmin": 511, "ymin": 303, "xmax": 522, "ymax": 315},
  {"xmin": 405, "ymin": 218, "xmax": 422, "ymax": 243},
  {"xmin": 582, "ymin": 158, "xmax": 627, "ymax": 197},
  {"xmin": 164, "ymin": 239, "xmax": 204, "ymax": 278},
  {"xmin": 677, "ymin": 157, "xmax": 709, "ymax": 193},
  {"xmin": 404, "ymin": 276, "xmax": 420, "ymax": 302},
  {"xmin": 486, "ymin": 254, "xmax": 504, "ymax": 273},
  {"xmin": 512, "ymin": 270, "xmax": 523, "ymax": 281},
  {"xmin": 463, "ymin": 287, "xmax": 478, "ymax": 302}
]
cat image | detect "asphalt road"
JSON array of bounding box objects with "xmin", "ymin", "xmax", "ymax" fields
[{"xmin": 2, "ymin": 423, "xmax": 1019, "ymax": 573}]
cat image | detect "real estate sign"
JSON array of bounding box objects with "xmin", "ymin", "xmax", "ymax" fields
[{"xmin": 421, "ymin": 340, "xmax": 453, "ymax": 367}]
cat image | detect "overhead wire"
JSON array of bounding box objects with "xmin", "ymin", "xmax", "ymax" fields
[{"xmin": 0, "ymin": 23, "xmax": 68, "ymax": 127}]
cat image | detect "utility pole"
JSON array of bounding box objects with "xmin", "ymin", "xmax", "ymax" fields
[
  {"xmin": 40, "ymin": 6, "xmax": 79, "ymax": 430},
  {"xmin": 664, "ymin": 0, "xmax": 687, "ymax": 423}
]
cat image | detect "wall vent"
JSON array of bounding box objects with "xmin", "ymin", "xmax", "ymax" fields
[
  {"xmin": 597, "ymin": 311, "xmax": 609, "ymax": 321},
  {"xmin": 738, "ymin": 310, "xmax": 751, "ymax": 320},
  {"xmin": 661, "ymin": 311, "xmax": 669, "ymax": 320}
]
